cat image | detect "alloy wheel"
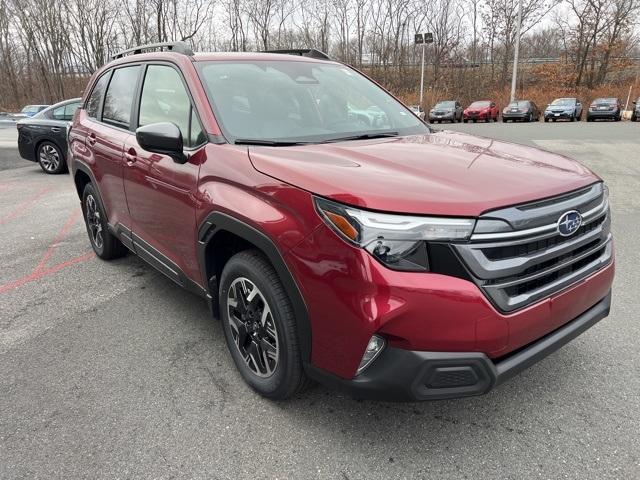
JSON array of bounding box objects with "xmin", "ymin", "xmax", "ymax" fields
[
  {"xmin": 39, "ymin": 144, "xmax": 60, "ymax": 172},
  {"xmin": 227, "ymin": 277, "xmax": 279, "ymax": 377},
  {"xmin": 85, "ymin": 194, "xmax": 103, "ymax": 250}
]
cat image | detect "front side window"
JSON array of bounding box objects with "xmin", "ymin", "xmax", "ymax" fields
[
  {"xmin": 196, "ymin": 60, "xmax": 427, "ymax": 143},
  {"xmin": 103, "ymin": 66, "xmax": 141, "ymax": 129},
  {"xmin": 86, "ymin": 73, "xmax": 110, "ymax": 119},
  {"xmin": 138, "ymin": 65, "xmax": 204, "ymax": 148}
]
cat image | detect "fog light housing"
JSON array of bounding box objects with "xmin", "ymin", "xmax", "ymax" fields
[{"xmin": 357, "ymin": 335, "xmax": 386, "ymax": 375}]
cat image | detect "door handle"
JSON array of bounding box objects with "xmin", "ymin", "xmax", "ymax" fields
[
  {"xmin": 51, "ymin": 127, "xmax": 61, "ymax": 133},
  {"xmin": 87, "ymin": 132, "xmax": 96, "ymax": 146},
  {"xmin": 124, "ymin": 147, "xmax": 137, "ymax": 165}
]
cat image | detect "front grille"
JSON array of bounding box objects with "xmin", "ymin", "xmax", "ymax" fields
[{"xmin": 454, "ymin": 183, "xmax": 612, "ymax": 312}]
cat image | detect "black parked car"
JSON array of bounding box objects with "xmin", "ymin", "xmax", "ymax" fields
[
  {"xmin": 428, "ymin": 100, "xmax": 463, "ymax": 123},
  {"xmin": 587, "ymin": 97, "xmax": 622, "ymax": 122},
  {"xmin": 630, "ymin": 98, "xmax": 639, "ymax": 122},
  {"xmin": 17, "ymin": 98, "xmax": 81, "ymax": 174},
  {"xmin": 502, "ymin": 100, "xmax": 540, "ymax": 122}
]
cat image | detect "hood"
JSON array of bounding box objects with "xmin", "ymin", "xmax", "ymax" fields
[{"xmin": 248, "ymin": 131, "xmax": 599, "ymax": 217}]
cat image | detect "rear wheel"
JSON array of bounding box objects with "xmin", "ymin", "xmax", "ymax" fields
[
  {"xmin": 220, "ymin": 250, "xmax": 309, "ymax": 400},
  {"xmin": 82, "ymin": 184, "xmax": 128, "ymax": 260},
  {"xmin": 37, "ymin": 142, "xmax": 66, "ymax": 174}
]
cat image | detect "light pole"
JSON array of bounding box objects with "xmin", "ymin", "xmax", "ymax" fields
[
  {"xmin": 415, "ymin": 33, "xmax": 433, "ymax": 107},
  {"xmin": 510, "ymin": 0, "xmax": 523, "ymax": 103}
]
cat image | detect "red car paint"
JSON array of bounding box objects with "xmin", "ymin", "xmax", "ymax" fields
[
  {"xmin": 464, "ymin": 100, "xmax": 500, "ymax": 122},
  {"xmin": 69, "ymin": 50, "xmax": 614, "ymax": 399}
]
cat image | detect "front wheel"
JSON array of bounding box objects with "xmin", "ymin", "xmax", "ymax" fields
[
  {"xmin": 37, "ymin": 141, "xmax": 66, "ymax": 174},
  {"xmin": 220, "ymin": 250, "xmax": 309, "ymax": 400}
]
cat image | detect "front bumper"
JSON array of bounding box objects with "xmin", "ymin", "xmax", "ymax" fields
[
  {"xmin": 307, "ymin": 291, "xmax": 611, "ymax": 401},
  {"xmin": 429, "ymin": 113, "xmax": 455, "ymax": 121},
  {"xmin": 545, "ymin": 111, "xmax": 574, "ymax": 119},
  {"xmin": 502, "ymin": 112, "xmax": 528, "ymax": 120}
]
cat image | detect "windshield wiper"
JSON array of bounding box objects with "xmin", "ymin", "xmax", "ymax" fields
[
  {"xmin": 234, "ymin": 139, "xmax": 309, "ymax": 146},
  {"xmin": 321, "ymin": 131, "xmax": 399, "ymax": 143}
]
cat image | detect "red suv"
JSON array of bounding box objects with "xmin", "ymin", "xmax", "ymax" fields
[
  {"xmin": 69, "ymin": 43, "xmax": 614, "ymax": 401},
  {"xmin": 463, "ymin": 100, "xmax": 499, "ymax": 122}
]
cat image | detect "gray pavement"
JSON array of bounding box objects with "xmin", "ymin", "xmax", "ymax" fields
[{"xmin": 1, "ymin": 122, "xmax": 639, "ymax": 479}]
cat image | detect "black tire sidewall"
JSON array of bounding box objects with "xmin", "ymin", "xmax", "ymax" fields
[
  {"xmin": 219, "ymin": 253, "xmax": 296, "ymax": 398},
  {"xmin": 82, "ymin": 184, "xmax": 106, "ymax": 257}
]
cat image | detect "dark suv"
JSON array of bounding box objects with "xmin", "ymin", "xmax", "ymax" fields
[{"xmin": 69, "ymin": 43, "xmax": 614, "ymax": 401}]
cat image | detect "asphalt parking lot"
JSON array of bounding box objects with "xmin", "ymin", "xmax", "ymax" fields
[{"xmin": 1, "ymin": 122, "xmax": 639, "ymax": 479}]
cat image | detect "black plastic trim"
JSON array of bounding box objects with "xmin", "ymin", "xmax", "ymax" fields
[
  {"xmin": 197, "ymin": 211, "xmax": 312, "ymax": 363},
  {"xmin": 307, "ymin": 291, "xmax": 611, "ymax": 401}
]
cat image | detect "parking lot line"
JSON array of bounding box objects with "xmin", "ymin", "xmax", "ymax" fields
[
  {"xmin": 0, "ymin": 208, "xmax": 95, "ymax": 294},
  {"xmin": 0, "ymin": 186, "xmax": 53, "ymax": 225},
  {"xmin": 33, "ymin": 208, "xmax": 82, "ymax": 274}
]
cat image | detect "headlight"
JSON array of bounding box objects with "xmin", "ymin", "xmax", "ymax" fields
[{"xmin": 314, "ymin": 197, "xmax": 475, "ymax": 271}]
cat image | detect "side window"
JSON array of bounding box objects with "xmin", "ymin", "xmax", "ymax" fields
[
  {"xmin": 86, "ymin": 73, "xmax": 110, "ymax": 119},
  {"xmin": 51, "ymin": 102, "xmax": 80, "ymax": 121},
  {"xmin": 51, "ymin": 105, "xmax": 66, "ymax": 120},
  {"xmin": 103, "ymin": 66, "xmax": 141, "ymax": 129},
  {"xmin": 138, "ymin": 65, "xmax": 204, "ymax": 148},
  {"xmin": 64, "ymin": 102, "xmax": 80, "ymax": 120}
]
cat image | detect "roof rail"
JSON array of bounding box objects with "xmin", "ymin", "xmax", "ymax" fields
[
  {"xmin": 261, "ymin": 49, "xmax": 331, "ymax": 60},
  {"xmin": 111, "ymin": 41, "xmax": 194, "ymax": 60}
]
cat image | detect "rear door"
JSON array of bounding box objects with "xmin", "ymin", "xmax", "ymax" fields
[
  {"xmin": 123, "ymin": 63, "xmax": 207, "ymax": 286},
  {"xmin": 74, "ymin": 66, "xmax": 142, "ymax": 237}
]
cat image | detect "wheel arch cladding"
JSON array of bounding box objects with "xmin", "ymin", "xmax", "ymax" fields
[
  {"xmin": 198, "ymin": 211, "xmax": 312, "ymax": 363},
  {"xmin": 74, "ymin": 169, "xmax": 92, "ymax": 199}
]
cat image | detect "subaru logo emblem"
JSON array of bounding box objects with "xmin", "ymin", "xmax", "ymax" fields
[{"xmin": 557, "ymin": 210, "xmax": 582, "ymax": 237}]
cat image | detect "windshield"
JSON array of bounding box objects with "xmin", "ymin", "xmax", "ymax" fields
[
  {"xmin": 551, "ymin": 98, "xmax": 575, "ymax": 106},
  {"xmin": 434, "ymin": 101, "xmax": 455, "ymax": 108},
  {"xmin": 196, "ymin": 60, "xmax": 428, "ymax": 144},
  {"xmin": 469, "ymin": 101, "xmax": 490, "ymax": 108},
  {"xmin": 592, "ymin": 98, "xmax": 616, "ymax": 104},
  {"xmin": 508, "ymin": 101, "xmax": 528, "ymax": 107}
]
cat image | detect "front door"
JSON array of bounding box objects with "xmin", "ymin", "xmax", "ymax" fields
[{"xmin": 123, "ymin": 64, "xmax": 208, "ymax": 286}]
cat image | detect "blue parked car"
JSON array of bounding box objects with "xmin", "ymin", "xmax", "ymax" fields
[
  {"xmin": 18, "ymin": 104, "xmax": 50, "ymax": 118},
  {"xmin": 544, "ymin": 98, "xmax": 583, "ymax": 122}
]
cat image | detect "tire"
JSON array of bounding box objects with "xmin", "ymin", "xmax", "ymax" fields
[
  {"xmin": 571, "ymin": 114, "xmax": 576, "ymax": 122},
  {"xmin": 37, "ymin": 141, "xmax": 66, "ymax": 174},
  {"xmin": 220, "ymin": 250, "xmax": 310, "ymax": 400},
  {"xmin": 81, "ymin": 183, "xmax": 128, "ymax": 260},
  {"xmin": 463, "ymin": 119, "xmax": 468, "ymax": 123},
  {"xmin": 527, "ymin": 113, "xmax": 533, "ymax": 122},
  {"xmin": 544, "ymin": 117, "xmax": 549, "ymax": 122}
]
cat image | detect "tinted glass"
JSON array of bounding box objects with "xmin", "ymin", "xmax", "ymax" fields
[
  {"xmin": 196, "ymin": 61, "xmax": 427, "ymax": 143},
  {"xmin": 86, "ymin": 73, "xmax": 110, "ymax": 119},
  {"xmin": 470, "ymin": 101, "xmax": 490, "ymax": 108},
  {"xmin": 52, "ymin": 105, "xmax": 66, "ymax": 120},
  {"xmin": 103, "ymin": 66, "xmax": 141, "ymax": 128},
  {"xmin": 508, "ymin": 101, "xmax": 529, "ymax": 107},
  {"xmin": 551, "ymin": 98, "xmax": 575, "ymax": 106},
  {"xmin": 139, "ymin": 65, "xmax": 201, "ymax": 146},
  {"xmin": 50, "ymin": 102, "xmax": 79, "ymax": 121}
]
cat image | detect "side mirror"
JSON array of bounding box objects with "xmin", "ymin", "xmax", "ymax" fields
[{"xmin": 136, "ymin": 122, "xmax": 188, "ymax": 164}]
